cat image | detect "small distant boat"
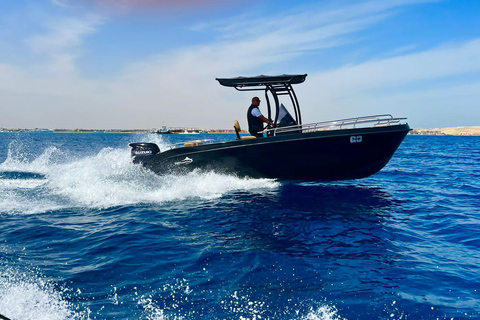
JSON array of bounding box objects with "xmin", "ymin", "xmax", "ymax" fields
[
  {"xmin": 155, "ymin": 126, "xmax": 172, "ymax": 134},
  {"xmin": 130, "ymin": 74, "xmax": 410, "ymax": 180}
]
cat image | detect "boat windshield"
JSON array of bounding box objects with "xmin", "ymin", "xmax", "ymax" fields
[{"xmin": 277, "ymin": 104, "xmax": 297, "ymax": 127}]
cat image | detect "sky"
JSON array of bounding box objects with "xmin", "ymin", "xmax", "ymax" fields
[{"xmin": 1, "ymin": 0, "xmax": 479, "ymax": 130}]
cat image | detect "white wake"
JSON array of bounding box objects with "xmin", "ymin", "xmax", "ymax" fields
[{"xmin": 0, "ymin": 141, "xmax": 280, "ymax": 214}]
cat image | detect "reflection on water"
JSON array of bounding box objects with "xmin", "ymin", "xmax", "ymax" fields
[
  {"xmin": 198, "ymin": 182, "xmax": 398, "ymax": 254},
  {"xmin": 152, "ymin": 182, "xmax": 405, "ymax": 317}
]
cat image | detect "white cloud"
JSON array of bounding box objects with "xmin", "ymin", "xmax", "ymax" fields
[
  {"xmin": 26, "ymin": 14, "xmax": 105, "ymax": 74},
  {"xmin": 0, "ymin": 0, "xmax": 478, "ymax": 129},
  {"xmin": 299, "ymin": 39, "xmax": 480, "ymax": 126},
  {"xmin": 309, "ymin": 40, "xmax": 480, "ymax": 92}
]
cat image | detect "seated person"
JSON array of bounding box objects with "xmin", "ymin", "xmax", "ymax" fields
[{"xmin": 247, "ymin": 97, "xmax": 274, "ymax": 137}]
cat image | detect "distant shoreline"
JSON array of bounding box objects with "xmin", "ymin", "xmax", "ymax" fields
[
  {"xmin": 409, "ymin": 126, "xmax": 480, "ymax": 136},
  {"xmin": 1, "ymin": 126, "xmax": 480, "ymax": 136},
  {"xmin": 0, "ymin": 128, "xmax": 240, "ymax": 134}
]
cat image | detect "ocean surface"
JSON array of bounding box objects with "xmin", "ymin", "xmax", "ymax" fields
[{"xmin": 0, "ymin": 132, "xmax": 479, "ymax": 320}]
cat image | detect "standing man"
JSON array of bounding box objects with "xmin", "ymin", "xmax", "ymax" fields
[{"xmin": 247, "ymin": 97, "xmax": 274, "ymax": 137}]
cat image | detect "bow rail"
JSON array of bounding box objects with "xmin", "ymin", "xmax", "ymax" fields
[{"xmin": 263, "ymin": 114, "xmax": 407, "ymax": 135}]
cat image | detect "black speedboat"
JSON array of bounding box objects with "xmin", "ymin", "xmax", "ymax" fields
[{"xmin": 129, "ymin": 74, "xmax": 410, "ymax": 180}]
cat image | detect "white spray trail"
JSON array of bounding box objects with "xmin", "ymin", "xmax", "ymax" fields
[{"xmin": 0, "ymin": 139, "xmax": 280, "ymax": 214}]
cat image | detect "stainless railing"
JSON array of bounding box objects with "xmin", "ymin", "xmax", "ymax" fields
[
  {"xmin": 164, "ymin": 115, "xmax": 407, "ymax": 150},
  {"xmin": 263, "ymin": 114, "xmax": 407, "ymax": 135}
]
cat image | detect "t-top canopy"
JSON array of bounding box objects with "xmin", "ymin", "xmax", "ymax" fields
[{"xmin": 216, "ymin": 74, "xmax": 307, "ymax": 88}]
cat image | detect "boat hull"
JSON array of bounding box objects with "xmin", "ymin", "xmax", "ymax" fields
[{"xmin": 132, "ymin": 124, "xmax": 410, "ymax": 180}]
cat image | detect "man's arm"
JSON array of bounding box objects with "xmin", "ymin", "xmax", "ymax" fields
[
  {"xmin": 251, "ymin": 107, "xmax": 274, "ymax": 126},
  {"xmin": 258, "ymin": 115, "xmax": 273, "ymax": 125}
]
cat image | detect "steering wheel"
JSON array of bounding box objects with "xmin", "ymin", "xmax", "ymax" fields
[{"xmin": 266, "ymin": 121, "xmax": 276, "ymax": 136}]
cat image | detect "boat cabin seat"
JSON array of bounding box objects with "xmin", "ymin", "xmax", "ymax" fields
[{"xmin": 234, "ymin": 120, "xmax": 256, "ymax": 140}]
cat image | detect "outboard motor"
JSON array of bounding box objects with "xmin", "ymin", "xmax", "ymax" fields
[{"xmin": 129, "ymin": 143, "xmax": 160, "ymax": 165}]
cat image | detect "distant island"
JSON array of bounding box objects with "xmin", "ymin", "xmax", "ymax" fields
[
  {"xmin": 409, "ymin": 126, "xmax": 480, "ymax": 136},
  {"xmin": 1, "ymin": 126, "xmax": 480, "ymax": 136}
]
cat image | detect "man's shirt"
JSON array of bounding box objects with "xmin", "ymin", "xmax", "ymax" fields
[{"xmin": 251, "ymin": 107, "xmax": 262, "ymax": 117}]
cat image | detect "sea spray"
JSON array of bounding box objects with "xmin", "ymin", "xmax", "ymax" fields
[
  {"xmin": 0, "ymin": 265, "xmax": 89, "ymax": 320},
  {"xmin": 0, "ymin": 139, "xmax": 280, "ymax": 214}
]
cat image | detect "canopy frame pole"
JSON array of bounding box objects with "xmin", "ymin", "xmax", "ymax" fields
[
  {"xmin": 221, "ymin": 74, "xmax": 307, "ymax": 126},
  {"xmin": 265, "ymin": 84, "xmax": 280, "ymax": 124},
  {"xmin": 263, "ymin": 84, "xmax": 302, "ymax": 125},
  {"xmin": 287, "ymin": 83, "xmax": 302, "ymax": 125},
  {"xmin": 264, "ymin": 88, "xmax": 272, "ymax": 122},
  {"xmin": 232, "ymin": 85, "xmax": 302, "ymax": 125}
]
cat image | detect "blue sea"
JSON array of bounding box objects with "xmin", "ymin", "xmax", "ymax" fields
[{"xmin": 0, "ymin": 132, "xmax": 479, "ymax": 320}]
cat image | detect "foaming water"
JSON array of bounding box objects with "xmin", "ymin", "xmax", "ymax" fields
[
  {"xmin": 0, "ymin": 135, "xmax": 279, "ymax": 214},
  {"xmin": 0, "ymin": 265, "xmax": 88, "ymax": 320},
  {"xmin": 302, "ymin": 306, "xmax": 345, "ymax": 320},
  {"xmin": 47, "ymin": 147, "xmax": 279, "ymax": 208},
  {"xmin": 134, "ymin": 279, "xmax": 344, "ymax": 320},
  {"xmin": 0, "ymin": 261, "xmax": 343, "ymax": 320}
]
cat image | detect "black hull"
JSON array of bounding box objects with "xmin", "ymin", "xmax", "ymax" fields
[{"xmin": 132, "ymin": 124, "xmax": 410, "ymax": 180}]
